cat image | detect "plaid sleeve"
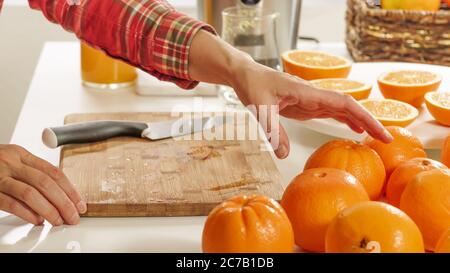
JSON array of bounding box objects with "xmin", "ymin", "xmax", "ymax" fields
[{"xmin": 28, "ymin": 0, "xmax": 216, "ymax": 89}]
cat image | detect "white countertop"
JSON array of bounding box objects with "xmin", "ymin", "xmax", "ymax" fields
[{"xmin": 0, "ymin": 42, "xmax": 440, "ymax": 253}]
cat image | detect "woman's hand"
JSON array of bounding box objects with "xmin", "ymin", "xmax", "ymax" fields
[
  {"xmin": 0, "ymin": 144, "xmax": 86, "ymax": 225},
  {"xmin": 189, "ymin": 30, "xmax": 393, "ymax": 159},
  {"xmin": 229, "ymin": 61, "xmax": 393, "ymax": 158}
]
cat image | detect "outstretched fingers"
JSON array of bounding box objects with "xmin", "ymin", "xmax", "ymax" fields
[{"xmin": 342, "ymin": 96, "xmax": 393, "ymax": 143}]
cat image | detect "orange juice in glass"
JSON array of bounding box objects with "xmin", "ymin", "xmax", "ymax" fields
[{"xmin": 81, "ymin": 43, "xmax": 137, "ymax": 89}]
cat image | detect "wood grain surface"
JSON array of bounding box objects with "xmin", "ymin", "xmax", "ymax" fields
[{"xmin": 60, "ymin": 112, "xmax": 284, "ymax": 217}]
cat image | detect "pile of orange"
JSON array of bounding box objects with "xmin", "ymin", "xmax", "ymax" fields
[
  {"xmin": 206, "ymin": 50, "xmax": 449, "ymax": 253},
  {"xmin": 202, "ymin": 127, "xmax": 450, "ymax": 253}
]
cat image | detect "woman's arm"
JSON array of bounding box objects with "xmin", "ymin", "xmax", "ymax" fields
[{"xmin": 188, "ymin": 30, "xmax": 393, "ymax": 158}]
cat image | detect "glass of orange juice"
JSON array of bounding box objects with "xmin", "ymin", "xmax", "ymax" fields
[{"xmin": 80, "ymin": 42, "xmax": 137, "ymax": 90}]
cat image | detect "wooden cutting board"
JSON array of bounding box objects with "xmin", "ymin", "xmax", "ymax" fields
[{"xmin": 60, "ymin": 112, "xmax": 284, "ymax": 217}]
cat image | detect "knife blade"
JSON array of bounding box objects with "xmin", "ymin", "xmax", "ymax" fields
[{"xmin": 42, "ymin": 116, "xmax": 223, "ymax": 149}]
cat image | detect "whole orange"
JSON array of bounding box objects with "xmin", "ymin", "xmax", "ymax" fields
[
  {"xmin": 304, "ymin": 139, "xmax": 386, "ymax": 200},
  {"xmin": 386, "ymin": 158, "xmax": 448, "ymax": 207},
  {"xmin": 202, "ymin": 195, "xmax": 295, "ymax": 253},
  {"xmin": 435, "ymin": 229, "xmax": 450, "ymax": 253},
  {"xmin": 363, "ymin": 126, "xmax": 427, "ymax": 177},
  {"xmin": 400, "ymin": 169, "xmax": 450, "ymax": 251},
  {"xmin": 325, "ymin": 201, "xmax": 424, "ymax": 253},
  {"xmin": 442, "ymin": 134, "xmax": 450, "ymax": 168},
  {"xmin": 280, "ymin": 168, "xmax": 369, "ymax": 252}
]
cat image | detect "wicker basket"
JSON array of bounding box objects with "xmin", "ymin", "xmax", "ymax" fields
[{"xmin": 346, "ymin": 0, "xmax": 450, "ymax": 66}]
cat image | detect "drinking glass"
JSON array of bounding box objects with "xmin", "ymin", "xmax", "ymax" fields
[
  {"xmin": 81, "ymin": 43, "xmax": 137, "ymax": 90},
  {"xmin": 219, "ymin": 7, "xmax": 281, "ymax": 106}
]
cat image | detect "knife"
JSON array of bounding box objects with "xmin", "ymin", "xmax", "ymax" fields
[{"xmin": 42, "ymin": 116, "xmax": 222, "ymax": 149}]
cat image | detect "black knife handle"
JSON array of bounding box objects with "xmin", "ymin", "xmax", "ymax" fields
[{"xmin": 42, "ymin": 121, "xmax": 149, "ymax": 148}]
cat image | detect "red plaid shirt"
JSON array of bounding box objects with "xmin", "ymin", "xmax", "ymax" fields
[{"xmin": 0, "ymin": 0, "xmax": 215, "ymax": 89}]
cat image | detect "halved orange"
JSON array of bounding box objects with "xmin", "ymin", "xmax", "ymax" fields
[
  {"xmin": 359, "ymin": 99, "xmax": 419, "ymax": 127},
  {"xmin": 282, "ymin": 50, "xmax": 352, "ymax": 80},
  {"xmin": 310, "ymin": 78, "xmax": 372, "ymax": 100},
  {"xmin": 377, "ymin": 70, "xmax": 442, "ymax": 108},
  {"xmin": 425, "ymin": 92, "xmax": 450, "ymax": 126}
]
